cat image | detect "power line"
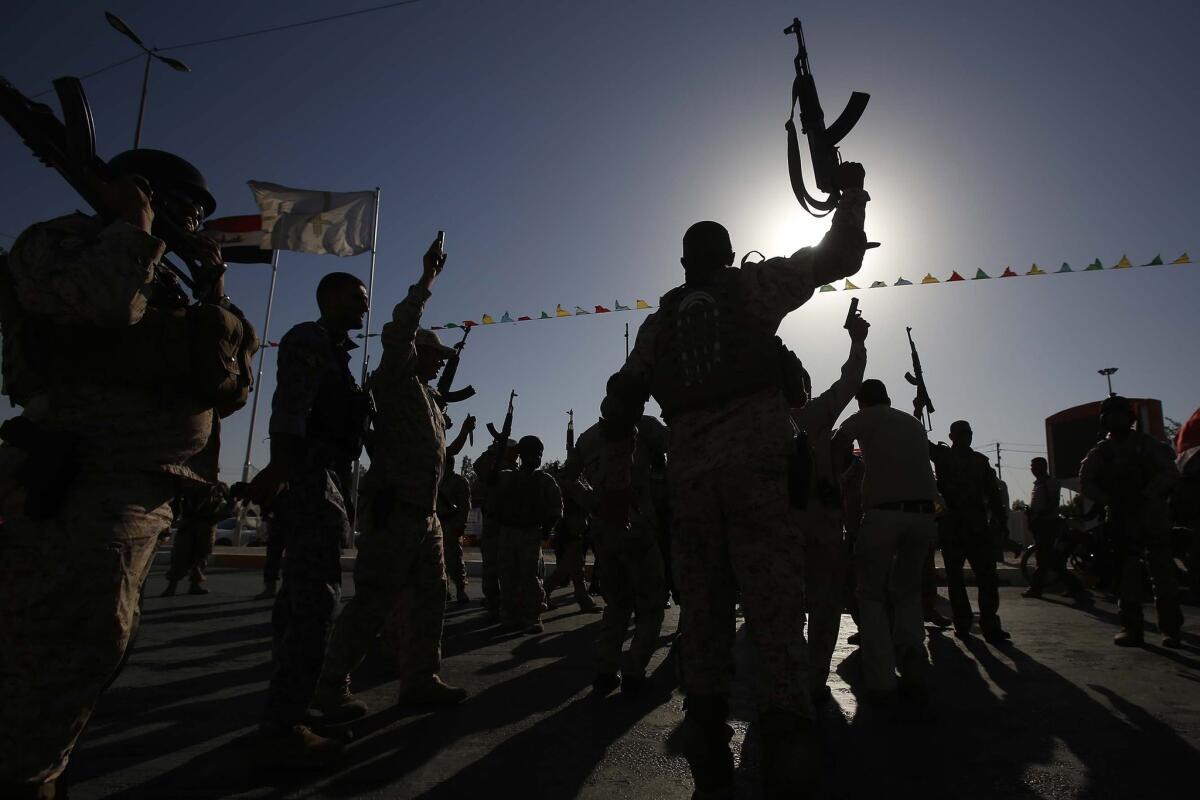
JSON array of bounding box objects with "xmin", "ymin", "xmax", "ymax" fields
[{"xmin": 30, "ymin": 53, "xmax": 144, "ymax": 99}]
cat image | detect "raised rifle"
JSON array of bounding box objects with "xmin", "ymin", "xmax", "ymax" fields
[
  {"xmin": 783, "ymin": 17, "xmax": 871, "ymax": 216},
  {"xmin": 486, "ymin": 390, "xmax": 517, "ymax": 482},
  {"xmin": 566, "ymin": 409, "xmax": 575, "ymax": 455},
  {"xmin": 904, "ymin": 326, "xmax": 935, "ymax": 431},
  {"xmin": 0, "ymin": 76, "xmax": 227, "ymax": 303},
  {"xmin": 437, "ymin": 326, "xmax": 476, "ymax": 407}
]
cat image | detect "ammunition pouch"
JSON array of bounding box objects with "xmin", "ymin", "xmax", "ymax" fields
[{"xmin": 0, "ymin": 416, "xmax": 81, "ymax": 521}]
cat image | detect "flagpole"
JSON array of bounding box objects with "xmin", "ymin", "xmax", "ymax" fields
[
  {"xmin": 235, "ymin": 248, "xmax": 280, "ymax": 541},
  {"xmin": 349, "ymin": 187, "xmax": 381, "ymax": 540}
]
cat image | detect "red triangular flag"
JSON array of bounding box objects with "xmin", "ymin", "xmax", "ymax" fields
[
  {"xmin": 462, "ymin": 320, "xmax": 478, "ymax": 328},
  {"xmin": 594, "ymin": 305, "xmax": 611, "ymax": 313},
  {"xmin": 517, "ymin": 315, "xmax": 532, "ymax": 322},
  {"xmin": 1001, "ymin": 267, "xmax": 1018, "ymax": 277},
  {"xmin": 947, "ymin": 271, "xmax": 965, "ymax": 282}
]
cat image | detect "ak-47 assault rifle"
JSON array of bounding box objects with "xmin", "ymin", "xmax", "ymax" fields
[
  {"xmin": 486, "ymin": 390, "xmax": 517, "ymax": 483},
  {"xmin": 0, "ymin": 75, "xmax": 224, "ymax": 302},
  {"xmin": 904, "ymin": 327, "xmax": 935, "ymax": 431},
  {"xmin": 783, "ymin": 17, "xmax": 871, "ymax": 217},
  {"xmin": 566, "ymin": 409, "xmax": 575, "ymax": 455}
]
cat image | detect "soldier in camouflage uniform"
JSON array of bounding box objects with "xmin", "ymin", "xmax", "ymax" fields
[
  {"xmin": 1080, "ymin": 395, "xmax": 1182, "ymax": 647},
  {"xmin": 929, "ymin": 420, "xmax": 1011, "ymax": 644},
  {"xmin": 243, "ymin": 271, "xmax": 372, "ymax": 765},
  {"xmin": 560, "ymin": 416, "xmax": 666, "ymax": 695},
  {"xmin": 314, "ymin": 236, "xmax": 472, "ymax": 713},
  {"xmin": 474, "ymin": 438, "xmax": 517, "ymax": 620},
  {"xmin": 162, "ymin": 419, "xmax": 225, "ymax": 597},
  {"xmin": 494, "ymin": 435, "xmax": 563, "ymax": 634},
  {"xmin": 544, "ymin": 488, "xmax": 601, "ymax": 613},
  {"xmin": 596, "ymin": 162, "xmax": 871, "ymax": 799},
  {"xmin": 0, "ymin": 151, "xmax": 239, "ymax": 797},
  {"xmin": 439, "ymin": 455, "xmax": 473, "ymax": 603}
]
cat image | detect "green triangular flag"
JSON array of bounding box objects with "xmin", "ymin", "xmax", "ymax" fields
[
  {"xmin": 1142, "ymin": 254, "xmax": 1163, "ymax": 266},
  {"xmin": 973, "ymin": 269, "xmax": 990, "ymax": 279},
  {"xmin": 1084, "ymin": 259, "xmax": 1104, "ymax": 271},
  {"xmin": 540, "ymin": 311, "xmax": 551, "ymax": 319},
  {"xmin": 1057, "ymin": 262, "xmax": 1072, "ymax": 273},
  {"xmin": 818, "ymin": 284, "xmax": 836, "ymax": 292}
]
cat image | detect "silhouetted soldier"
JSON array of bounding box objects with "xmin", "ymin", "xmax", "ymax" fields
[{"xmin": 1023, "ymin": 457, "xmax": 1081, "ymax": 598}]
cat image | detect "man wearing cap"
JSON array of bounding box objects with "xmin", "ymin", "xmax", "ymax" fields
[
  {"xmin": 313, "ymin": 235, "xmax": 474, "ymax": 715},
  {"xmin": 1080, "ymin": 395, "xmax": 1182, "ymax": 647},
  {"xmin": 929, "ymin": 420, "xmax": 1011, "ymax": 644},
  {"xmin": 494, "ymin": 435, "xmax": 563, "ymax": 634},
  {"xmin": 596, "ymin": 162, "xmax": 872, "ymax": 799}
]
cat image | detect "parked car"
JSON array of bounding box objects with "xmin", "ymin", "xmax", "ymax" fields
[{"xmin": 214, "ymin": 512, "xmax": 266, "ymax": 547}]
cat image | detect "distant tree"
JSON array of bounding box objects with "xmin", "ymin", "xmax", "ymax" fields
[
  {"xmin": 1165, "ymin": 416, "xmax": 1182, "ymax": 448},
  {"xmin": 1011, "ymin": 499, "xmax": 1029, "ymax": 512}
]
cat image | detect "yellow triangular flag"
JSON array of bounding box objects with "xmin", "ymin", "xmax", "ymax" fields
[
  {"xmin": 1171, "ymin": 252, "xmax": 1191, "ymax": 264},
  {"xmin": 481, "ymin": 313, "xmax": 495, "ymax": 325},
  {"xmin": 635, "ymin": 299, "xmax": 651, "ymax": 310},
  {"xmin": 1113, "ymin": 254, "xmax": 1132, "ymax": 269},
  {"xmin": 1026, "ymin": 263, "xmax": 1046, "ymax": 275},
  {"xmin": 555, "ymin": 304, "xmax": 571, "ymax": 317},
  {"xmin": 920, "ymin": 273, "xmax": 940, "ymax": 284},
  {"xmin": 843, "ymin": 280, "xmax": 859, "ymax": 290}
]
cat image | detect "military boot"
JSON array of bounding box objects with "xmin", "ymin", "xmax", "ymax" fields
[
  {"xmin": 160, "ymin": 580, "xmax": 178, "ymax": 597},
  {"xmin": 396, "ymin": 675, "xmax": 468, "ymax": 707},
  {"xmin": 311, "ymin": 676, "xmax": 369, "ymax": 723},
  {"xmin": 759, "ymin": 708, "xmax": 822, "ymax": 800},
  {"xmin": 1113, "ymin": 627, "xmax": 1144, "ymax": 647},
  {"xmin": 666, "ymin": 694, "xmax": 734, "ymax": 800},
  {"xmin": 455, "ymin": 583, "xmax": 470, "ymax": 604},
  {"xmin": 255, "ymin": 724, "xmax": 345, "ymax": 768}
]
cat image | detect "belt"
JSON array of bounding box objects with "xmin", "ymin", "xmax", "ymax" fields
[{"xmin": 872, "ymin": 500, "xmax": 935, "ymax": 514}]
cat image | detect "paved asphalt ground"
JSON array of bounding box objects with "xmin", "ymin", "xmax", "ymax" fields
[{"xmin": 67, "ymin": 566, "xmax": 1199, "ymax": 799}]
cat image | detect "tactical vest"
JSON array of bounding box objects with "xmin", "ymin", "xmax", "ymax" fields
[
  {"xmin": 650, "ymin": 268, "xmax": 781, "ymax": 416},
  {"xmin": 307, "ymin": 351, "xmax": 372, "ymax": 479},
  {"xmin": 0, "ymin": 251, "xmax": 259, "ymax": 417}
]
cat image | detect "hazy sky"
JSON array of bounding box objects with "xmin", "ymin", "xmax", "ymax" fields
[{"xmin": 3, "ymin": 0, "xmax": 1199, "ymax": 503}]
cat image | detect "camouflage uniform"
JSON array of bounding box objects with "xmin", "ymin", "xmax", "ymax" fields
[
  {"xmin": 545, "ymin": 491, "xmax": 595, "ymax": 608},
  {"xmin": 321, "ymin": 285, "xmax": 449, "ymax": 692},
  {"xmin": 1080, "ymin": 430, "xmax": 1182, "ymax": 638},
  {"xmin": 494, "ymin": 467, "xmax": 562, "ymax": 625},
  {"xmin": 262, "ymin": 320, "xmax": 361, "ymax": 729},
  {"xmin": 0, "ymin": 215, "xmax": 213, "ymax": 789},
  {"xmin": 790, "ymin": 336, "xmax": 865, "ymax": 691},
  {"xmin": 929, "ymin": 443, "xmax": 1008, "ymax": 637},
  {"xmin": 165, "ymin": 417, "xmax": 224, "ymax": 590},
  {"xmin": 473, "ymin": 443, "xmax": 507, "ymax": 612},
  {"xmin": 561, "ymin": 419, "xmax": 666, "ymax": 679},
  {"xmin": 438, "ymin": 468, "xmax": 472, "ymax": 593},
  {"xmin": 598, "ymin": 192, "xmax": 869, "ymax": 795}
]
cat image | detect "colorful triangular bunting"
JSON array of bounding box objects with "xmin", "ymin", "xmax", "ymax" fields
[
  {"xmin": 920, "ymin": 273, "xmax": 939, "ymax": 284},
  {"xmin": 1057, "ymin": 262, "xmax": 1072, "ymax": 273},
  {"xmin": 1000, "ymin": 267, "xmax": 1018, "ymax": 277},
  {"xmin": 636, "ymin": 299, "xmax": 652, "ymax": 310},
  {"xmin": 869, "ymin": 281, "xmax": 887, "ymax": 288},
  {"xmin": 500, "ymin": 312, "xmax": 514, "ymax": 323},
  {"xmin": 1113, "ymin": 254, "xmax": 1132, "ymax": 269},
  {"xmin": 819, "ymin": 284, "xmax": 836, "ymax": 292},
  {"xmin": 1142, "ymin": 254, "xmax": 1163, "ymax": 266},
  {"xmin": 595, "ymin": 305, "xmax": 611, "ymax": 313},
  {"xmin": 973, "ymin": 269, "xmax": 990, "ymax": 279},
  {"xmin": 462, "ymin": 320, "xmax": 478, "ymax": 328},
  {"xmin": 574, "ymin": 306, "xmax": 590, "ymax": 315},
  {"xmin": 844, "ymin": 280, "xmax": 860, "ymax": 290},
  {"xmin": 947, "ymin": 271, "xmax": 965, "ymax": 282},
  {"xmin": 1027, "ymin": 263, "xmax": 1046, "ymax": 276},
  {"xmin": 614, "ymin": 300, "xmax": 630, "ymax": 311},
  {"xmin": 556, "ymin": 304, "xmax": 571, "ymax": 317},
  {"xmin": 444, "ymin": 322, "xmax": 460, "ymax": 328},
  {"xmin": 540, "ymin": 311, "xmax": 551, "ymax": 319},
  {"xmin": 517, "ymin": 315, "xmax": 532, "ymax": 322},
  {"xmin": 1171, "ymin": 252, "xmax": 1191, "ymax": 264},
  {"xmin": 894, "ymin": 277, "xmax": 912, "ymax": 286},
  {"xmin": 481, "ymin": 313, "xmax": 495, "ymax": 325},
  {"xmin": 1084, "ymin": 258, "xmax": 1104, "ymax": 271}
]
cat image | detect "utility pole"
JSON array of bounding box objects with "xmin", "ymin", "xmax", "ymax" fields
[
  {"xmin": 105, "ymin": 12, "xmax": 191, "ymax": 148},
  {"xmin": 1097, "ymin": 367, "xmax": 1118, "ymax": 396},
  {"xmin": 996, "ymin": 442, "xmax": 1002, "ymax": 477}
]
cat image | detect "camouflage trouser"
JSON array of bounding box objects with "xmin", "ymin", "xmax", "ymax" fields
[
  {"xmin": 796, "ymin": 511, "xmax": 847, "ymax": 691},
  {"xmin": 262, "ymin": 468, "xmax": 347, "ymax": 728},
  {"xmin": 0, "ymin": 470, "xmax": 175, "ymax": 786},
  {"xmin": 499, "ymin": 526, "xmax": 544, "ymax": 623},
  {"xmin": 1113, "ymin": 503, "xmax": 1182, "ymax": 635},
  {"xmin": 323, "ymin": 503, "xmax": 446, "ymax": 687},
  {"xmin": 855, "ymin": 509, "xmax": 937, "ymax": 693},
  {"xmin": 441, "ymin": 523, "xmax": 467, "ymax": 589},
  {"xmin": 671, "ymin": 457, "xmax": 812, "ymax": 717},
  {"xmin": 545, "ymin": 537, "xmax": 592, "ymax": 607},
  {"xmin": 940, "ymin": 513, "xmax": 1002, "ymax": 635},
  {"xmin": 166, "ymin": 517, "xmax": 215, "ymax": 585},
  {"xmin": 480, "ymin": 512, "xmax": 501, "ymax": 610},
  {"xmin": 591, "ymin": 520, "xmax": 666, "ymax": 678}
]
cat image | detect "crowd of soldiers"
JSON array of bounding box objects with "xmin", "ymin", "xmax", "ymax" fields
[{"xmin": 0, "ymin": 151, "xmax": 1189, "ymax": 799}]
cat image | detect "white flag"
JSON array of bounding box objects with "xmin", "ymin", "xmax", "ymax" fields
[{"xmin": 249, "ymin": 181, "xmax": 376, "ymax": 257}]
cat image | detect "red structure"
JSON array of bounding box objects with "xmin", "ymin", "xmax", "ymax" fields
[{"xmin": 1045, "ymin": 398, "xmax": 1165, "ymax": 489}]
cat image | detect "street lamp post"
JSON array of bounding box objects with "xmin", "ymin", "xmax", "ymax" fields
[
  {"xmin": 104, "ymin": 12, "xmax": 191, "ymax": 148},
  {"xmin": 1098, "ymin": 367, "xmax": 1118, "ymax": 396}
]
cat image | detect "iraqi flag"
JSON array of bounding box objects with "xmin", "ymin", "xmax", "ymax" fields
[{"xmin": 202, "ymin": 215, "xmax": 273, "ymax": 263}]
